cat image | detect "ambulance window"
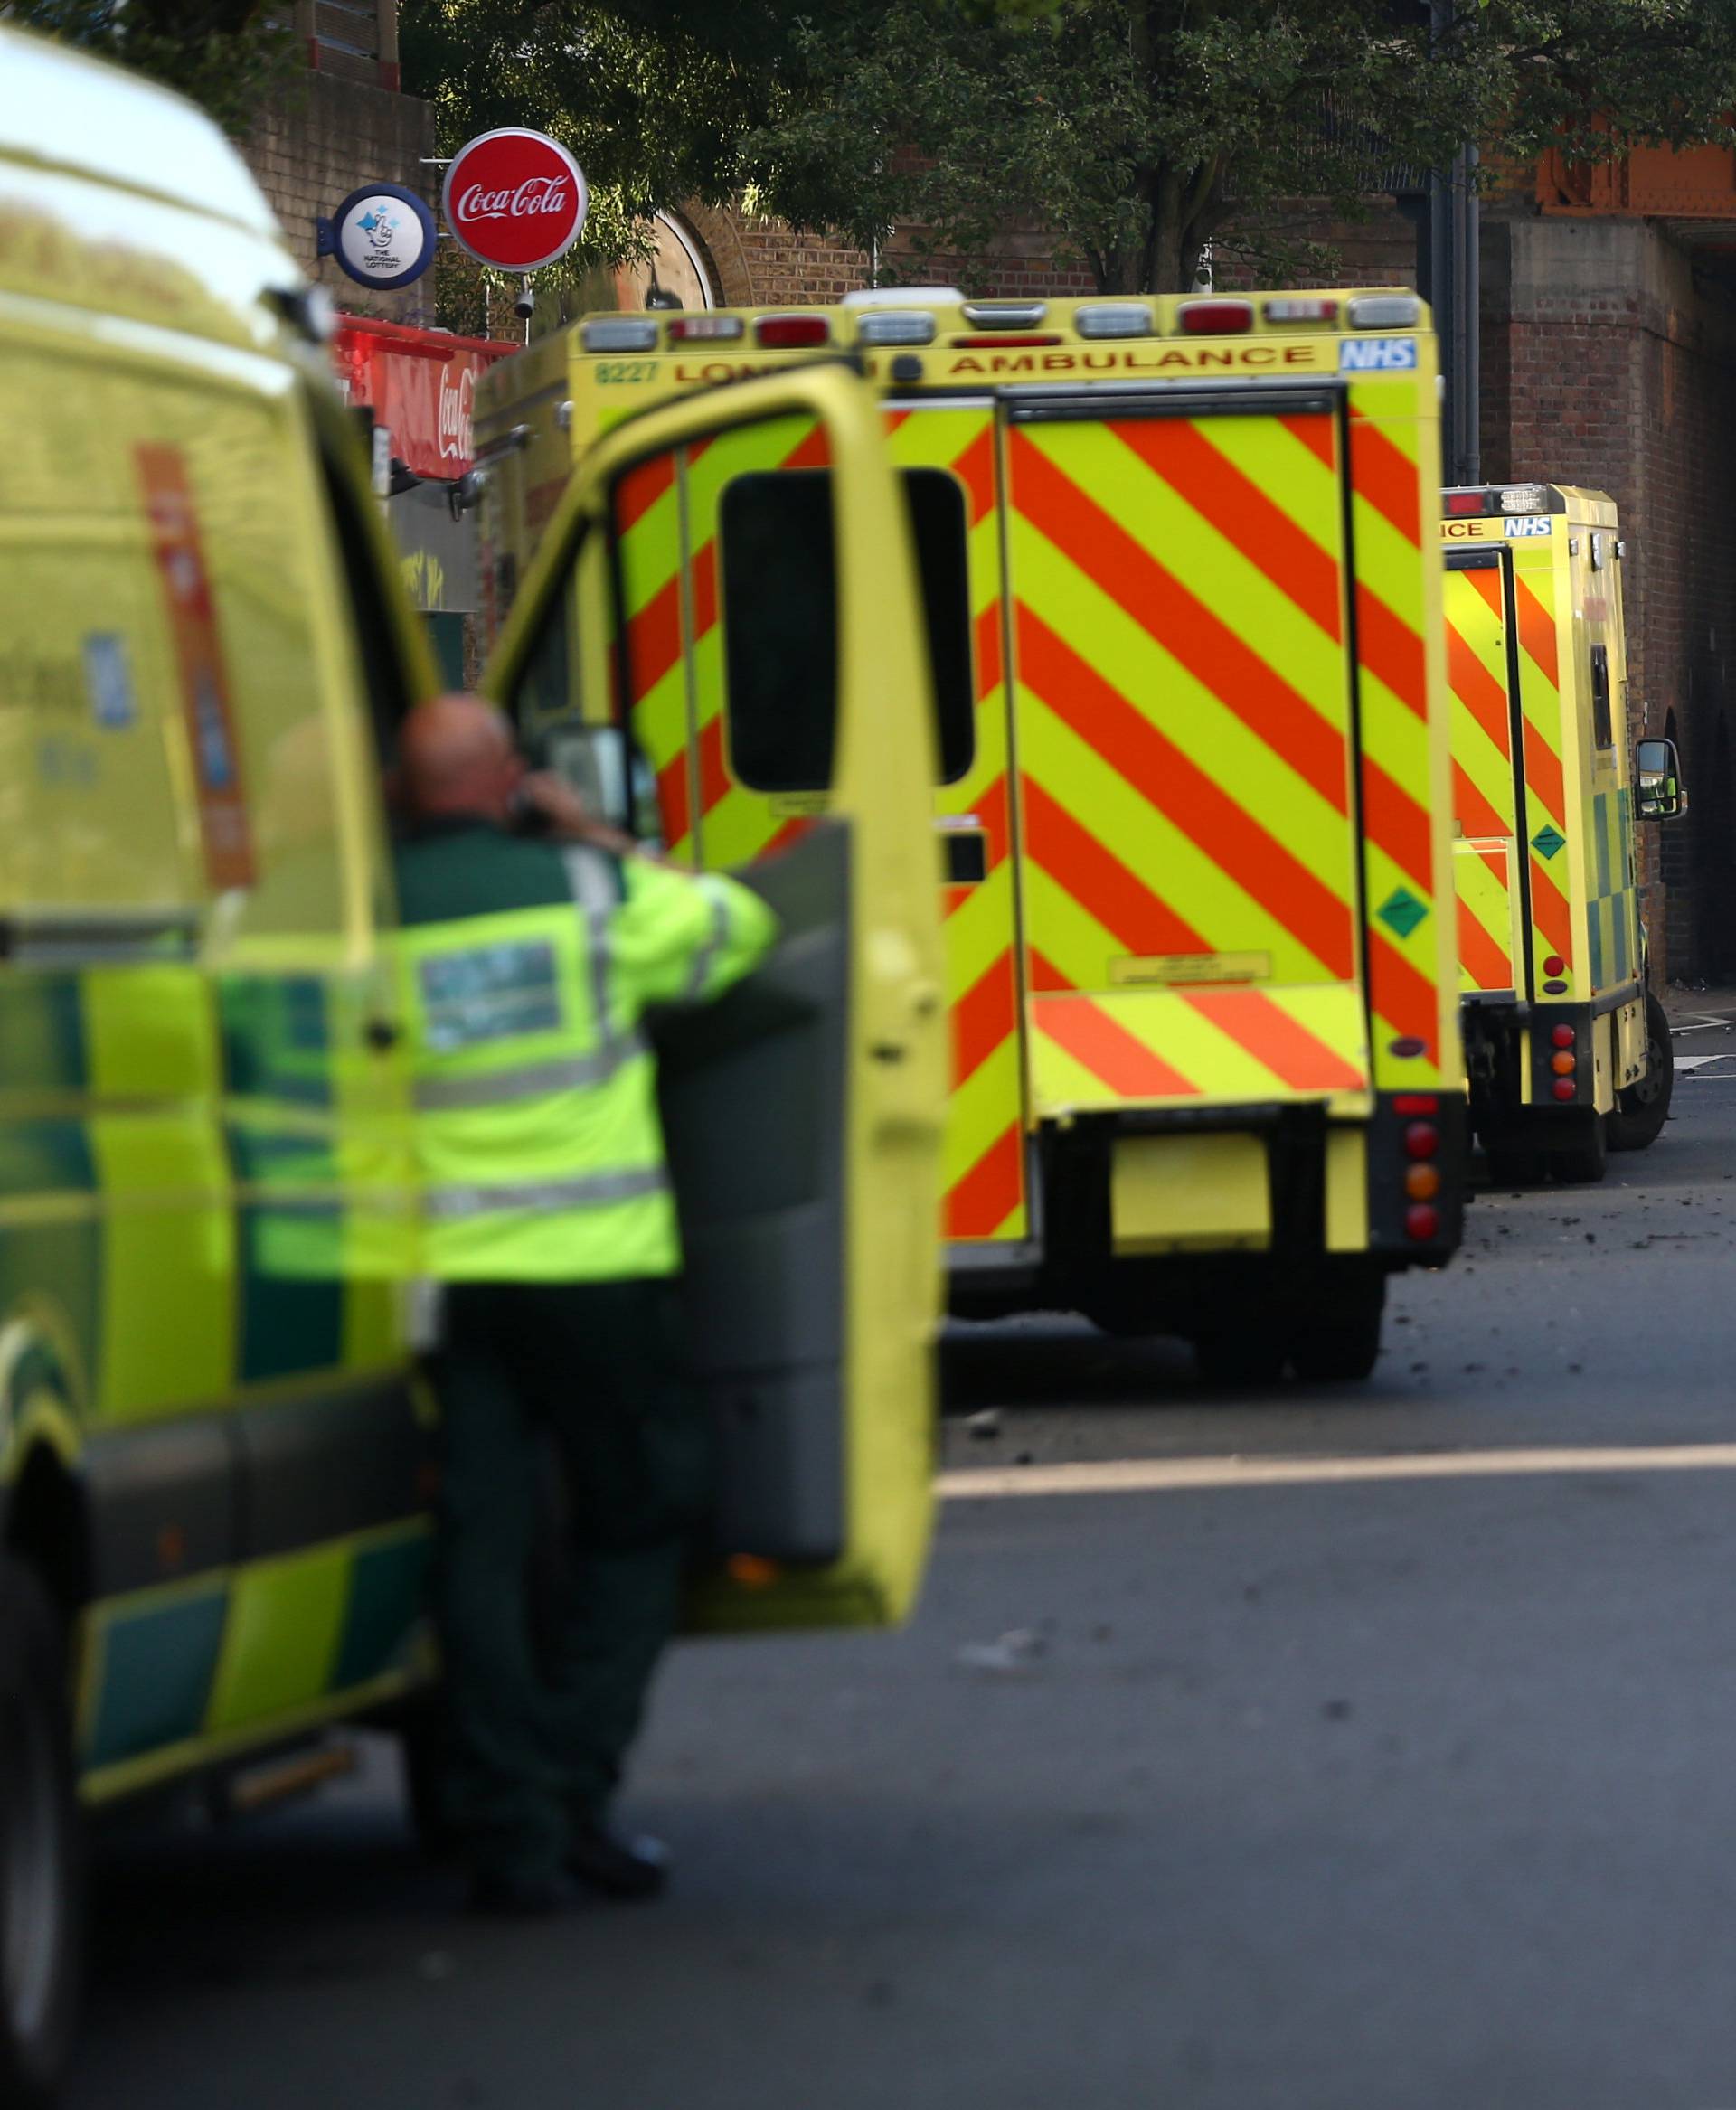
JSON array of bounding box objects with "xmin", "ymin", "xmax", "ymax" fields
[
  {"xmin": 1590, "ymin": 644, "xmax": 1614, "ymax": 750},
  {"xmin": 718, "ymin": 468, "xmax": 975, "ymax": 791}
]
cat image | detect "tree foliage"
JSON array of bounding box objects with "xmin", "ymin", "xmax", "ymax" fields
[
  {"xmin": 3, "ymin": 0, "xmax": 297, "ymax": 137},
  {"xmin": 743, "ymin": 0, "xmax": 1736, "ymax": 294}
]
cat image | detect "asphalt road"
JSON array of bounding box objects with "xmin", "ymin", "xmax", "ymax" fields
[{"xmin": 72, "ymin": 1019, "xmax": 1736, "ymax": 2110}]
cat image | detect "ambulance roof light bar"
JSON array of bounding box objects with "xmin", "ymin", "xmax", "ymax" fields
[
  {"xmin": 856, "ymin": 309, "xmax": 938, "ymax": 345},
  {"xmin": 667, "ymin": 315, "xmax": 745, "ymax": 341},
  {"xmin": 1178, "ymin": 298, "xmax": 1253, "ymax": 334},
  {"xmin": 843, "ymin": 286, "xmax": 964, "ymax": 307},
  {"xmin": 1442, "ymin": 484, "xmax": 1563, "ymax": 516},
  {"xmin": 755, "ymin": 314, "xmax": 830, "ymax": 348},
  {"xmin": 580, "ymin": 316, "xmax": 659, "ymax": 353},
  {"xmin": 962, "ymin": 300, "xmax": 1047, "ymax": 328},
  {"xmin": 1074, "ymin": 302, "xmax": 1154, "ymax": 339},
  {"xmin": 1347, "ymin": 293, "xmax": 1420, "ymax": 329}
]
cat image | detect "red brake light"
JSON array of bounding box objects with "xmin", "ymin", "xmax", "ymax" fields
[
  {"xmin": 1551, "ymin": 1024, "xmax": 1575, "ymax": 1049},
  {"xmin": 1543, "ymin": 955, "xmax": 1566, "ymax": 976},
  {"xmin": 1403, "ymin": 1122, "xmax": 1439, "ymax": 1161},
  {"xmin": 755, "ymin": 316, "xmax": 829, "ymax": 349},
  {"xmin": 1552, "ymin": 1079, "xmax": 1578, "ymax": 1101},
  {"xmin": 1445, "ymin": 492, "xmax": 1485, "ymax": 516},
  {"xmin": 1405, "ymin": 1203, "xmax": 1442, "ymax": 1241},
  {"xmin": 1392, "ymin": 1094, "xmax": 1439, "ymax": 1116},
  {"xmin": 1179, "ymin": 300, "xmax": 1253, "ymax": 335}
]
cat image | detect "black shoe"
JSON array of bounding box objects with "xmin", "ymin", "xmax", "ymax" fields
[
  {"xmin": 466, "ymin": 1870, "xmax": 568, "ymax": 1917},
  {"xmin": 566, "ymin": 1823, "xmax": 669, "ymax": 1901}
]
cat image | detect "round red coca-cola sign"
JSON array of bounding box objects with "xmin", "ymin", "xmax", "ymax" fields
[{"xmin": 441, "ymin": 128, "xmax": 588, "ymax": 272}]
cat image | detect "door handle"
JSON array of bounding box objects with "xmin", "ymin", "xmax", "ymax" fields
[{"xmin": 363, "ymin": 1018, "xmax": 401, "ymax": 1052}]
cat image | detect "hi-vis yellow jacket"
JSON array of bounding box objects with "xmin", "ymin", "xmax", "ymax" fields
[{"xmin": 392, "ymin": 824, "xmax": 776, "ymax": 1281}]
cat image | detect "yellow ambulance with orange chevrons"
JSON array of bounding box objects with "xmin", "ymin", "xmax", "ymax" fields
[
  {"xmin": 475, "ymin": 287, "xmax": 1467, "ymax": 1382},
  {"xmin": 1441, "ymin": 484, "xmax": 1682, "ymax": 1185}
]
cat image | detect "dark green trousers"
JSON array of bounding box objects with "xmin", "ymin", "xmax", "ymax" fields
[{"xmin": 429, "ymin": 1277, "xmax": 712, "ymax": 1884}]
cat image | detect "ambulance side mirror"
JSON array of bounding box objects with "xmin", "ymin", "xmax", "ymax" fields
[{"xmin": 1635, "ymin": 738, "xmax": 1685, "ymax": 821}]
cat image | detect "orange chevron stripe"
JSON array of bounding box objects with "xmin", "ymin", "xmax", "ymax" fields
[
  {"xmin": 626, "ymin": 572, "xmax": 681, "ymax": 696},
  {"xmin": 954, "ymin": 424, "xmax": 996, "ymax": 526},
  {"xmin": 1112, "ymin": 419, "xmax": 1343, "ymax": 642},
  {"xmin": 1281, "ymin": 411, "xmax": 1337, "ymax": 470},
  {"xmin": 1448, "ymin": 625, "xmax": 1513, "ymax": 754},
  {"xmin": 616, "ymin": 452, "xmax": 674, "ymax": 532},
  {"xmin": 952, "ymin": 949, "xmax": 1018, "ymax": 1088},
  {"xmin": 1522, "ymin": 720, "xmax": 1566, "ymax": 826},
  {"xmin": 1362, "ymin": 758, "xmax": 1433, "ymax": 892},
  {"xmin": 1458, "ymin": 898, "xmax": 1511, "ymax": 989},
  {"xmin": 1029, "ymin": 947, "xmax": 1075, "ymax": 993},
  {"xmin": 975, "ymin": 773, "xmax": 1011, "ymax": 870},
  {"xmin": 1514, "ymin": 575, "xmax": 1559, "ymax": 687},
  {"xmin": 781, "ymin": 425, "xmax": 831, "ymax": 471},
  {"xmin": 697, "ymin": 712, "xmax": 730, "ymax": 815},
  {"xmin": 1011, "ymin": 433, "xmax": 1349, "ymax": 813},
  {"xmin": 656, "ymin": 750, "xmax": 691, "ymax": 850},
  {"xmin": 1464, "ymin": 564, "xmax": 1502, "ymax": 617},
  {"xmin": 946, "ymin": 1122, "xmax": 1024, "ymax": 1239},
  {"xmin": 1181, "ymin": 987, "xmax": 1365, "ymax": 1091},
  {"xmin": 1348, "ymin": 411, "xmax": 1421, "ymax": 545},
  {"xmin": 1452, "ymin": 760, "xmax": 1508, "ymax": 841},
  {"xmin": 1021, "ymin": 777, "xmax": 1207, "ymax": 956},
  {"xmin": 1531, "ymin": 860, "xmax": 1573, "ymax": 960},
  {"xmin": 1370, "ymin": 931, "xmax": 1439, "ymax": 1060},
  {"xmin": 1038, "ymin": 997, "xmax": 1200, "ymax": 1098},
  {"xmin": 1355, "ymin": 583, "xmax": 1428, "ymax": 718},
  {"xmin": 1017, "ymin": 606, "xmax": 1354, "ymax": 975},
  {"xmin": 692, "ymin": 536, "xmax": 718, "ymax": 638}
]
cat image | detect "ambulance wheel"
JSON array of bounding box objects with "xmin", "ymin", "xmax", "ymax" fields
[
  {"xmin": 0, "ymin": 1555, "xmax": 80, "ymax": 2108},
  {"xmin": 1290, "ymin": 1270, "xmax": 1387, "ymax": 1383},
  {"xmin": 1552, "ymin": 1109, "xmax": 1609, "ymax": 1185},
  {"xmin": 1608, "ymin": 993, "xmax": 1674, "ymax": 1152},
  {"xmin": 1194, "ymin": 1323, "xmax": 1288, "ymax": 1388}
]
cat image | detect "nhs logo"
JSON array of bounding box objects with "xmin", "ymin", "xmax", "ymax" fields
[
  {"xmin": 1339, "ymin": 335, "xmax": 1418, "ymax": 373},
  {"xmin": 1505, "ymin": 515, "xmax": 1552, "ymax": 539}
]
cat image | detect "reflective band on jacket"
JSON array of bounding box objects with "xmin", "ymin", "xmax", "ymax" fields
[
  {"xmin": 423, "ymin": 1166, "xmax": 669, "ymax": 1220},
  {"xmin": 410, "ymin": 1033, "xmax": 648, "ymax": 1111}
]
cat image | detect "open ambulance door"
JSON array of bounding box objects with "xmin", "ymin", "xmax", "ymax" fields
[{"xmin": 483, "ymin": 365, "xmax": 948, "ymax": 1630}]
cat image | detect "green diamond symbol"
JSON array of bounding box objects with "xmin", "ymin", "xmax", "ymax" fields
[
  {"xmin": 1532, "ymin": 824, "xmax": 1566, "ymax": 860},
  {"xmin": 1376, "ymin": 887, "xmax": 1429, "ymax": 939}
]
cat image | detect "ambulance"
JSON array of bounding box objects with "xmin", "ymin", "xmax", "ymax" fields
[
  {"xmin": 1440, "ymin": 484, "xmax": 1681, "ymax": 1184},
  {"xmin": 476, "ymin": 286, "xmax": 1467, "ymax": 1385},
  {"xmin": 0, "ymin": 28, "xmax": 944, "ymax": 2099}
]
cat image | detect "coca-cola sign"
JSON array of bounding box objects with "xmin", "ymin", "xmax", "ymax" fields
[{"xmin": 441, "ymin": 128, "xmax": 588, "ymax": 272}]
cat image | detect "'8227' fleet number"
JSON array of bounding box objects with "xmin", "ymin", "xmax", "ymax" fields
[{"xmin": 594, "ymin": 360, "xmax": 657, "ymax": 384}]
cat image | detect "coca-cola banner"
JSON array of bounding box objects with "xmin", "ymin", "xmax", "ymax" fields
[
  {"xmin": 441, "ymin": 128, "xmax": 588, "ymax": 272},
  {"xmin": 331, "ymin": 316, "xmax": 515, "ymax": 482}
]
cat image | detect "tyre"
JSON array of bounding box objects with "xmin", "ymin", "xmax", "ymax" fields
[
  {"xmin": 0, "ymin": 1555, "xmax": 81, "ymax": 2108},
  {"xmin": 1290, "ymin": 1270, "xmax": 1387, "ymax": 1383},
  {"xmin": 1608, "ymin": 992, "xmax": 1674, "ymax": 1152},
  {"xmin": 1194, "ymin": 1323, "xmax": 1288, "ymax": 1387},
  {"xmin": 1552, "ymin": 1108, "xmax": 1609, "ymax": 1185}
]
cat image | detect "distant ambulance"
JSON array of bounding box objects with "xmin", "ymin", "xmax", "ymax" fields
[
  {"xmin": 1440, "ymin": 485, "xmax": 1682, "ymax": 1183},
  {"xmin": 476, "ymin": 287, "xmax": 1467, "ymax": 1383}
]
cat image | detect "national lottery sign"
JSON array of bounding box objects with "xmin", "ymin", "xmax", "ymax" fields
[{"xmin": 441, "ymin": 128, "xmax": 588, "ymax": 273}]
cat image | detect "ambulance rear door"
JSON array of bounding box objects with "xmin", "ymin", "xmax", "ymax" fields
[
  {"xmin": 1443, "ymin": 550, "xmax": 1529, "ymax": 998},
  {"xmin": 999, "ymin": 381, "xmax": 1377, "ymax": 1119},
  {"xmin": 485, "ymin": 363, "xmax": 947, "ymax": 1630}
]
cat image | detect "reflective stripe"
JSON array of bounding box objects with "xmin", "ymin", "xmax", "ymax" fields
[
  {"xmin": 684, "ymin": 880, "xmax": 732, "ymax": 1001},
  {"xmin": 423, "ymin": 1166, "xmax": 669, "ymax": 1220},
  {"xmin": 562, "ymin": 846, "xmax": 620, "ymax": 1059},
  {"xmin": 411, "ymin": 1034, "xmax": 649, "ymax": 1111}
]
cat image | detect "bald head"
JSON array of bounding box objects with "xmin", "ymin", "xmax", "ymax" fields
[{"xmin": 399, "ymin": 693, "xmax": 523, "ymax": 824}]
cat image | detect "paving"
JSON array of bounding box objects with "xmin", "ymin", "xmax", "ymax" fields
[{"xmin": 71, "ymin": 1019, "xmax": 1736, "ymax": 2109}]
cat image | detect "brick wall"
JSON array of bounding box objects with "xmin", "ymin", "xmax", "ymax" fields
[
  {"xmin": 1481, "ymin": 215, "xmax": 1736, "ymax": 984},
  {"xmin": 240, "ymin": 71, "xmax": 439, "ymax": 327}
]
